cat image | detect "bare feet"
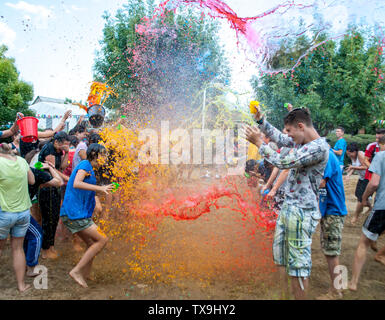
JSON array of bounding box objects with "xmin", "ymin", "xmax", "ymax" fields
[
  {"xmin": 374, "ymin": 255, "xmax": 385, "ymax": 266},
  {"xmin": 350, "ymin": 216, "xmax": 357, "ymax": 225},
  {"xmin": 26, "ymin": 266, "xmax": 40, "ymax": 277},
  {"xmin": 41, "ymin": 249, "xmax": 58, "ymax": 259},
  {"xmin": 69, "ymin": 270, "xmax": 88, "ymax": 288},
  {"xmin": 18, "ymin": 284, "xmax": 31, "ymax": 293},
  {"xmin": 348, "ymin": 281, "xmax": 357, "ymax": 291}
]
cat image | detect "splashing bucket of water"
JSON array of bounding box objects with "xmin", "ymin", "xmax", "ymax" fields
[
  {"xmin": 88, "ymin": 104, "xmax": 105, "ymax": 128},
  {"xmin": 17, "ymin": 116, "xmax": 39, "ymax": 143}
]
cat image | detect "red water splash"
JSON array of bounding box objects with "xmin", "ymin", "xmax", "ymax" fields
[
  {"xmin": 133, "ymin": 177, "xmax": 277, "ymax": 233},
  {"xmin": 154, "ymin": 0, "xmax": 316, "ymax": 71}
]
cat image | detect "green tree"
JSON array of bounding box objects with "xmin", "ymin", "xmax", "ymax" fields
[
  {"xmin": 0, "ymin": 45, "xmax": 34, "ymax": 126},
  {"xmin": 252, "ymin": 28, "xmax": 385, "ymax": 135},
  {"xmin": 93, "ymin": 0, "xmax": 230, "ymax": 125}
]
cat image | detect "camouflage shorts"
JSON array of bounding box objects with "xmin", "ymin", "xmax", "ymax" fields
[{"xmin": 320, "ymin": 215, "xmax": 345, "ymax": 256}]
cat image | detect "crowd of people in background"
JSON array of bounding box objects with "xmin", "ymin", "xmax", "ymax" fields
[
  {"xmin": 245, "ymin": 104, "xmax": 385, "ymax": 299},
  {"xmin": 0, "ymin": 111, "xmax": 114, "ymax": 291},
  {"xmin": 1, "ymin": 103, "xmax": 385, "ymax": 298}
]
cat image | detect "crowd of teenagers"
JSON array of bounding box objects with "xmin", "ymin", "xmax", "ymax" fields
[
  {"xmin": 0, "ymin": 111, "xmax": 115, "ymax": 291},
  {"xmin": 244, "ymin": 104, "xmax": 385, "ymax": 299},
  {"xmin": 1, "ymin": 105, "xmax": 385, "ymax": 299}
]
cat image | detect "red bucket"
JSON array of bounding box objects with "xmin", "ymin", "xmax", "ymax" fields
[{"xmin": 17, "ymin": 116, "xmax": 39, "ymax": 143}]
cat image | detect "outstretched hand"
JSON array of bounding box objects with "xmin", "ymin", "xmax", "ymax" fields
[
  {"xmin": 266, "ymin": 188, "xmax": 277, "ymax": 200},
  {"xmin": 244, "ymin": 125, "xmax": 263, "ymax": 147},
  {"xmin": 252, "ymin": 106, "xmax": 263, "ymax": 122},
  {"xmin": 63, "ymin": 110, "xmax": 72, "ymax": 121},
  {"xmin": 99, "ymin": 184, "xmax": 114, "ymax": 195}
]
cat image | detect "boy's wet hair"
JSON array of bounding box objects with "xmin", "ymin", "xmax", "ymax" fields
[
  {"xmin": 336, "ymin": 126, "xmax": 345, "ymax": 133},
  {"xmin": 379, "ymin": 135, "xmax": 385, "ymax": 145},
  {"xmin": 68, "ymin": 135, "xmax": 79, "ymax": 148},
  {"xmin": 69, "ymin": 124, "xmax": 87, "ymax": 136},
  {"xmin": 376, "ymin": 128, "xmax": 385, "ymax": 135},
  {"xmin": 284, "ymin": 107, "xmax": 313, "ymax": 127},
  {"xmin": 347, "ymin": 142, "xmax": 359, "ymax": 152},
  {"xmin": 245, "ymin": 159, "xmax": 258, "ymax": 173},
  {"xmin": 87, "ymin": 143, "xmax": 106, "ymax": 162},
  {"xmin": 53, "ymin": 131, "xmax": 70, "ymax": 143},
  {"xmin": 89, "ymin": 133, "xmax": 102, "ymax": 144}
]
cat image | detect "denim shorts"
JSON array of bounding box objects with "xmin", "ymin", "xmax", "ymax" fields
[{"xmin": 0, "ymin": 208, "xmax": 31, "ymax": 239}]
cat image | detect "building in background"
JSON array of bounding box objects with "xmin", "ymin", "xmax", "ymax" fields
[{"xmin": 30, "ymin": 96, "xmax": 87, "ymax": 132}]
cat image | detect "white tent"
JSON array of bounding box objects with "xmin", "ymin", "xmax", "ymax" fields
[{"xmin": 29, "ymin": 102, "xmax": 87, "ymax": 132}]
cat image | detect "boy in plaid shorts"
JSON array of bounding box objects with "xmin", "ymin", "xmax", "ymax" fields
[
  {"xmin": 245, "ymin": 107, "xmax": 329, "ymax": 300},
  {"xmin": 317, "ymin": 149, "xmax": 347, "ymax": 300}
]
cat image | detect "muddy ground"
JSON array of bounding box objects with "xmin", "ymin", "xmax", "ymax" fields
[{"xmin": 0, "ymin": 174, "xmax": 384, "ymax": 300}]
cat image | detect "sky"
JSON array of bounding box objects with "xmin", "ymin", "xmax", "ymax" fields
[{"xmin": 1, "ymin": 0, "xmax": 385, "ymax": 105}]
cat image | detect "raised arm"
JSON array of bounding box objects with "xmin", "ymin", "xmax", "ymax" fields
[
  {"xmin": 1, "ymin": 113, "xmax": 23, "ymax": 138},
  {"xmin": 38, "ymin": 110, "xmax": 72, "ymax": 139},
  {"xmin": 259, "ymin": 142, "xmax": 327, "ymax": 170},
  {"xmin": 245, "ymin": 125, "xmax": 327, "ymax": 170},
  {"xmin": 251, "ymin": 107, "xmax": 294, "ymax": 148},
  {"xmin": 258, "ymin": 119, "xmax": 295, "ymax": 148}
]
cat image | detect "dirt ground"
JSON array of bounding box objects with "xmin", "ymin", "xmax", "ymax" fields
[{"xmin": 0, "ymin": 174, "xmax": 384, "ymax": 300}]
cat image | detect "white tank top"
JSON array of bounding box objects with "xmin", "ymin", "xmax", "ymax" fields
[{"xmin": 352, "ymin": 151, "xmax": 365, "ymax": 180}]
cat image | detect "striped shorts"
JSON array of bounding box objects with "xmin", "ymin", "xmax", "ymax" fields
[
  {"xmin": 362, "ymin": 209, "xmax": 385, "ymax": 241},
  {"xmin": 273, "ymin": 202, "xmax": 320, "ymax": 278}
]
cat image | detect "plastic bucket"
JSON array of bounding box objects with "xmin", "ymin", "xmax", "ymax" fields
[
  {"xmin": 17, "ymin": 116, "xmax": 39, "ymax": 143},
  {"xmin": 88, "ymin": 104, "xmax": 105, "ymax": 128}
]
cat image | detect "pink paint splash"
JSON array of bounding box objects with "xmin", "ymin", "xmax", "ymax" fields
[{"xmin": 153, "ymin": 0, "xmax": 320, "ymax": 73}]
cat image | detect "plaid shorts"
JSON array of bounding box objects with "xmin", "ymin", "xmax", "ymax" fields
[
  {"xmin": 273, "ymin": 202, "xmax": 320, "ymax": 278},
  {"xmin": 320, "ymin": 215, "xmax": 345, "ymax": 256}
]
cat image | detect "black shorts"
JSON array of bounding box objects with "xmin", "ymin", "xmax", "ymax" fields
[
  {"xmin": 355, "ymin": 179, "xmax": 369, "ymax": 203},
  {"xmin": 363, "ymin": 209, "xmax": 385, "ymax": 241}
]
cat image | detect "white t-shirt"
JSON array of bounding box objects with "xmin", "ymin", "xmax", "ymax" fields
[{"xmin": 72, "ymin": 141, "xmax": 88, "ymax": 170}]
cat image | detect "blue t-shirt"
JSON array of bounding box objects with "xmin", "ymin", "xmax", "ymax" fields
[
  {"xmin": 0, "ymin": 131, "xmax": 3, "ymax": 137},
  {"xmin": 319, "ymin": 150, "xmax": 348, "ymax": 217},
  {"xmin": 333, "ymin": 138, "xmax": 347, "ymax": 166},
  {"xmin": 60, "ymin": 160, "xmax": 96, "ymax": 220}
]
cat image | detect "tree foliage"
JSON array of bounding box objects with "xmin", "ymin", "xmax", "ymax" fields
[
  {"xmin": 93, "ymin": 0, "xmax": 230, "ymax": 125},
  {"xmin": 0, "ymin": 45, "xmax": 34, "ymax": 126},
  {"xmin": 252, "ymin": 29, "xmax": 385, "ymax": 135}
]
